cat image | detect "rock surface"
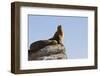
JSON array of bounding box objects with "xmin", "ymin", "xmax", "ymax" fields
[{"xmin": 28, "ymin": 40, "xmax": 67, "ymax": 60}]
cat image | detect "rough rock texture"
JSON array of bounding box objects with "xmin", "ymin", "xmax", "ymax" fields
[{"xmin": 28, "ymin": 40, "xmax": 67, "ymax": 60}]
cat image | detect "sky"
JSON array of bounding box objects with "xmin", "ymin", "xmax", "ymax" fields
[{"xmin": 28, "ymin": 15, "xmax": 88, "ymax": 59}]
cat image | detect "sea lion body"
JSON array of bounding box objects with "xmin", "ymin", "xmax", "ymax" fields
[{"xmin": 29, "ymin": 40, "xmax": 58, "ymax": 53}]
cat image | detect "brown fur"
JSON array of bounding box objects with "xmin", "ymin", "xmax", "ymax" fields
[{"xmin": 49, "ymin": 25, "xmax": 64, "ymax": 44}]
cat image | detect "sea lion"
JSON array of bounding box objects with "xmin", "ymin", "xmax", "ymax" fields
[
  {"xmin": 49, "ymin": 25, "xmax": 64, "ymax": 44},
  {"xmin": 29, "ymin": 25, "xmax": 64, "ymax": 53}
]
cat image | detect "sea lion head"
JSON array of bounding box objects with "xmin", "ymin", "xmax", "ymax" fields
[{"xmin": 57, "ymin": 25, "xmax": 62, "ymax": 30}]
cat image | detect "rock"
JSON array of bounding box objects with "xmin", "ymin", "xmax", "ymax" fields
[
  {"xmin": 28, "ymin": 43, "xmax": 67, "ymax": 60},
  {"xmin": 35, "ymin": 53, "xmax": 66, "ymax": 60}
]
